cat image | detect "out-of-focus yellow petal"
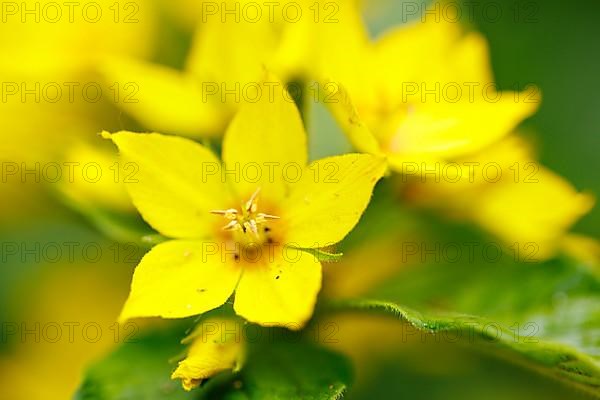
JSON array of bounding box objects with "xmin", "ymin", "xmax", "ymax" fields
[
  {"xmin": 372, "ymin": 20, "xmax": 492, "ymax": 100},
  {"xmin": 471, "ymin": 167, "xmax": 595, "ymax": 260},
  {"xmin": 234, "ymin": 250, "xmax": 321, "ymax": 329},
  {"xmin": 172, "ymin": 318, "xmax": 244, "ymax": 391},
  {"xmin": 100, "ymin": 58, "xmax": 230, "ymax": 137},
  {"xmin": 56, "ymin": 140, "xmax": 134, "ymax": 212},
  {"xmin": 119, "ymin": 240, "xmax": 241, "ymax": 322},
  {"xmin": 274, "ymin": 0, "xmax": 369, "ymax": 81},
  {"xmin": 283, "ymin": 154, "xmax": 386, "ymax": 248},
  {"xmin": 186, "ymin": 0, "xmax": 368, "ymax": 86},
  {"xmin": 450, "ymin": 32, "xmax": 494, "ymax": 83},
  {"xmin": 322, "ymin": 81, "xmax": 383, "ymax": 155},
  {"xmin": 561, "ymin": 234, "xmax": 600, "ymax": 272},
  {"xmin": 0, "ymin": 0, "xmax": 157, "ymax": 77},
  {"xmin": 0, "ymin": 0, "xmax": 158, "ymax": 219},
  {"xmin": 406, "ymin": 135, "xmax": 594, "ymax": 260},
  {"xmin": 103, "ymin": 131, "xmax": 231, "ymax": 239},
  {"xmin": 406, "ymin": 135, "xmax": 535, "ymax": 200},
  {"xmin": 384, "ymin": 95, "xmax": 540, "ymax": 165},
  {"xmin": 185, "ymin": 0, "xmax": 280, "ymax": 86},
  {"xmin": 222, "ymin": 79, "xmax": 307, "ymax": 202}
]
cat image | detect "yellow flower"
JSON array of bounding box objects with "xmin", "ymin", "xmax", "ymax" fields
[
  {"xmin": 104, "ymin": 81, "xmax": 386, "ymax": 328},
  {"xmin": 171, "ymin": 318, "xmax": 245, "ymax": 391},
  {"xmin": 101, "ymin": 0, "xmax": 367, "ymax": 138},
  {"xmin": 326, "ymin": 18, "xmax": 539, "ymax": 169}
]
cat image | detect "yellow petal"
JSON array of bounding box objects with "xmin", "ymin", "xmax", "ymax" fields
[
  {"xmin": 385, "ymin": 94, "xmax": 540, "ymax": 165},
  {"xmin": 57, "ymin": 140, "xmax": 134, "ymax": 213},
  {"xmin": 172, "ymin": 317, "xmax": 244, "ymax": 391},
  {"xmin": 103, "ymin": 131, "xmax": 231, "ymax": 239},
  {"xmin": 234, "ymin": 250, "xmax": 321, "ymax": 329},
  {"xmin": 0, "ymin": 0, "xmax": 157, "ymax": 76},
  {"xmin": 119, "ymin": 240, "xmax": 241, "ymax": 322},
  {"xmin": 373, "ymin": 20, "xmax": 493, "ymax": 99},
  {"xmin": 322, "ymin": 81, "xmax": 383, "ymax": 155},
  {"xmin": 274, "ymin": 0, "xmax": 369, "ymax": 81},
  {"xmin": 222, "ymin": 78, "xmax": 307, "ymax": 202},
  {"xmin": 405, "ymin": 135, "xmax": 535, "ymax": 203},
  {"xmin": 283, "ymin": 154, "xmax": 387, "ymax": 248},
  {"xmin": 185, "ymin": 1, "xmax": 280, "ymax": 86},
  {"xmin": 449, "ymin": 32, "xmax": 494, "ymax": 83},
  {"xmin": 99, "ymin": 57, "xmax": 230, "ymax": 138},
  {"xmin": 472, "ymin": 168, "xmax": 595, "ymax": 260}
]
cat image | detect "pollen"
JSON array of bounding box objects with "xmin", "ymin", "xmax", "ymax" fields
[{"xmin": 210, "ymin": 188, "xmax": 279, "ymax": 237}]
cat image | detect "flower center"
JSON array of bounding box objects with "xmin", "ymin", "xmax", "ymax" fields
[{"xmin": 210, "ymin": 188, "xmax": 279, "ymax": 244}]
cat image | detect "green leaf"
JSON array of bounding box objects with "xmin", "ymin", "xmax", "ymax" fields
[
  {"xmin": 75, "ymin": 325, "xmax": 352, "ymax": 400},
  {"xmin": 75, "ymin": 327, "xmax": 194, "ymax": 400},
  {"xmin": 202, "ymin": 341, "xmax": 352, "ymax": 400},
  {"xmin": 329, "ymin": 255, "xmax": 600, "ymax": 397},
  {"xmin": 292, "ymin": 246, "xmax": 344, "ymax": 263}
]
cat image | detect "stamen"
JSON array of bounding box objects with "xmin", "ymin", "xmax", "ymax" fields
[
  {"xmin": 257, "ymin": 213, "xmax": 279, "ymax": 220},
  {"xmin": 211, "ymin": 188, "xmax": 279, "ymax": 238},
  {"xmin": 210, "ymin": 209, "xmax": 238, "ymax": 220},
  {"xmin": 223, "ymin": 220, "xmax": 240, "ymax": 231},
  {"xmin": 245, "ymin": 188, "xmax": 261, "ymax": 213}
]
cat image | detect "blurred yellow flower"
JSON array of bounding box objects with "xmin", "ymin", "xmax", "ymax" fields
[
  {"xmin": 327, "ymin": 18, "xmax": 539, "ymax": 169},
  {"xmin": 0, "ymin": 0, "xmax": 158, "ymax": 162},
  {"xmin": 101, "ymin": 0, "xmax": 368, "ymax": 138},
  {"xmin": 319, "ymin": 15, "xmax": 592, "ymax": 260},
  {"xmin": 104, "ymin": 81, "xmax": 385, "ymax": 328}
]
